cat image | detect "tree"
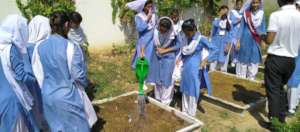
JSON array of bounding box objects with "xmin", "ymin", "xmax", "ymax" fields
[
  {"xmin": 16, "ymin": 0, "xmax": 76, "ymax": 20},
  {"xmin": 111, "ymin": 0, "xmax": 222, "ymax": 24}
]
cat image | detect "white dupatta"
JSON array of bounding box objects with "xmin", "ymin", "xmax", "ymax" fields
[
  {"xmin": 0, "ymin": 44, "xmax": 33, "ymax": 111},
  {"xmin": 0, "ymin": 15, "xmax": 33, "ymax": 112},
  {"xmin": 153, "ymin": 17, "xmax": 175, "ymax": 48},
  {"xmin": 32, "ymin": 40, "xmax": 97, "ymax": 127}
]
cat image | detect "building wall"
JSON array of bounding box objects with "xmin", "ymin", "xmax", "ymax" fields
[{"xmin": 0, "ymin": 0, "xmax": 278, "ymax": 49}]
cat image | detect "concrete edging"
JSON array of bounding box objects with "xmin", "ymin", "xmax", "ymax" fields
[{"xmin": 92, "ymin": 91, "xmax": 204, "ymax": 132}]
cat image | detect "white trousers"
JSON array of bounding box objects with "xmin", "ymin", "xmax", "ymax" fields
[
  {"xmin": 182, "ymin": 93, "xmax": 197, "ymax": 117},
  {"xmin": 210, "ymin": 61, "xmax": 228, "ymax": 72},
  {"xmin": 288, "ymin": 86, "xmax": 300, "ymax": 112},
  {"xmin": 236, "ymin": 62, "xmax": 259, "ymax": 80},
  {"xmin": 14, "ymin": 112, "xmax": 29, "ymax": 132},
  {"xmin": 154, "ymin": 83, "xmax": 174, "ymax": 106}
]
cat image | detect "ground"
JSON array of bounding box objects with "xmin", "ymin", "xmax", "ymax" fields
[{"xmin": 88, "ymin": 47, "xmax": 300, "ymax": 132}]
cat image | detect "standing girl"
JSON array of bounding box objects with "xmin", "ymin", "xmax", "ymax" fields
[
  {"xmin": 147, "ymin": 17, "xmax": 180, "ymax": 105},
  {"xmin": 31, "ymin": 11, "xmax": 90, "ymax": 132},
  {"xmin": 210, "ymin": 5, "xmax": 233, "ymax": 72},
  {"xmin": 0, "ymin": 14, "xmax": 37, "ymax": 132},
  {"xmin": 126, "ymin": 0, "xmax": 157, "ymax": 69},
  {"xmin": 26, "ymin": 15, "xmax": 51, "ymax": 131},
  {"xmin": 236, "ymin": 0, "xmax": 266, "ymax": 80},
  {"xmin": 229, "ymin": 0, "xmax": 243, "ymax": 69},
  {"xmin": 179, "ymin": 19, "xmax": 217, "ymax": 116}
]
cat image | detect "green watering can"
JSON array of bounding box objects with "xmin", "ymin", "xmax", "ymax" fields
[
  {"xmin": 135, "ymin": 57, "xmax": 149, "ymax": 95},
  {"xmin": 135, "ymin": 56, "xmax": 149, "ymax": 117}
]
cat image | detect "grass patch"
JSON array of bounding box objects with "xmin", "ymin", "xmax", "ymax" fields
[
  {"xmin": 87, "ymin": 46, "xmax": 137, "ymax": 100},
  {"xmin": 271, "ymin": 112, "xmax": 300, "ymax": 132}
]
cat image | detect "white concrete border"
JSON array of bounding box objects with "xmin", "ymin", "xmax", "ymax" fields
[{"xmin": 92, "ymin": 91, "xmax": 204, "ymax": 132}]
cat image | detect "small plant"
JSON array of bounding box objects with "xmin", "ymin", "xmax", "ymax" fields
[
  {"xmin": 201, "ymin": 127, "xmax": 209, "ymax": 132},
  {"xmin": 219, "ymin": 111, "xmax": 230, "ymax": 119},
  {"xmin": 229, "ymin": 126, "xmax": 239, "ymax": 132}
]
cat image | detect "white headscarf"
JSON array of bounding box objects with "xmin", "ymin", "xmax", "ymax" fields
[
  {"xmin": 0, "ymin": 14, "xmax": 33, "ymax": 111},
  {"xmin": 240, "ymin": 0, "xmax": 264, "ymax": 13},
  {"xmin": 154, "ymin": 17, "xmax": 175, "ymax": 48},
  {"xmin": 0, "ymin": 14, "xmax": 28, "ymax": 54},
  {"xmin": 28, "ymin": 15, "xmax": 51, "ymax": 44},
  {"xmin": 126, "ymin": 0, "xmax": 148, "ymax": 13}
]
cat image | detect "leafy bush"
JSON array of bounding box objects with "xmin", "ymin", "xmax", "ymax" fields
[
  {"xmin": 16, "ymin": 0, "xmax": 76, "ymax": 20},
  {"xmin": 111, "ymin": 0, "xmax": 222, "ymax": 25}
]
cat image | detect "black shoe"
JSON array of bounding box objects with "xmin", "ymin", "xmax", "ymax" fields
[{"xmin": 261, "ymin": 121, "xmax": 275, "ymax": 131}]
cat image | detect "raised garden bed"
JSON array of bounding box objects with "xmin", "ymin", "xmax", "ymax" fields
[
  {"xmin": 92, "ymin": 91, "xmax": 203, "ymax": 132},
  {"xmin": 202, "ymin": 71, "xmax": 266, "ymax": 114}
]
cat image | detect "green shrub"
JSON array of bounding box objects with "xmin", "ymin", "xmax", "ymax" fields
[{"xmin": 16, "ymin": 0, "xmax": 76, "ymax": 20}]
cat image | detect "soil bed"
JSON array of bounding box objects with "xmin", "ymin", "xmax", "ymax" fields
[
  {"xmin": 93, "ymin": 95, "xmax": 190, "ymax": 132},
  {"xmin": 208, "ymin": 72, "xmax": 266, "ymax": 106}
]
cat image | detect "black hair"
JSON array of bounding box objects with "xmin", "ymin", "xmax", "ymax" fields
[
  {"xmin": 69, "ymin": 11, "xmax": 82, "ymax": 24},
  {"xmin": 236, "ymin": 0, "xmax": 243, "ymax": 4},
  {"xmin": 170, "ymin": 9, "xmax": 179, "ymax": 16},
  {"xmin": 278, "ymin": 0, "xmax": 295, "ymax": 7},
  {"xmin": 219, "ymin": 5, "xmax": 229, "ymax": 11},
  {"xmin": 144, "ymin": 0, "xmax": 153, "ymax": 7},
  {"xmin": 50, "ymin": 11, "xmax": 70, "ymax": 37},
  {"xmin": 182, "ymin": 19, "xmax": 197, "ymax": 32},
  {"xmin": 220, "ymin": 15, "xmax": 231, "ymax": 31},
  {"xmin": 159, "ymin": 18, "xmax": 172, "ymax": 30},
  {"xmin": 218, "ymin": 5, "xmax": 231, "ymax": 31}
]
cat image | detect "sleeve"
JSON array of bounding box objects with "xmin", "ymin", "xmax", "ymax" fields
[
  {"xmin": 210, "ymin": 20, "xmax": 218, "ymax": 38},
  {"xmin": 10, "ymin": 45, "xmax": 36, "ymax": 84},
  {"xmin": 267, "ymin": 13, "xmax": 279, "ymax": 32},
  {"xmin": 200, "ymin": 37, "xmax": 218, "ymax": 62},
  {"xmin": 237, "ymin": 17, "xmax": 246, "ymax": 39},
  {"xmin": 71, "ymin": 45, "xmax": 88, "ymax": 88},
  {"xmin": 135, "ymin": 15, "xmax": 149, "ymax": 33},
  {"xmin": 257, "ymin": 16, "xmax": 267, "ymax": 35},
  {"xmin": 230, "ymin": 11, "xmax": 240, "ymax": 26}
]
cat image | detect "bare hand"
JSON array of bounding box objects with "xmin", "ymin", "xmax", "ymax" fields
[
  {"xmin": 176, "ymin": 59, "xmax": 181, "ymax": 66},
  {"xmin": 147, "ymin": 9, "xmax": 153, "ymax": 22},
  {"xmin": 261, "ymin": 41, "xmax": 267, "ymax": 50},
  {"xmin": 141, "ymin": 45, "xmax": 145, "ymax": 57},
  {"xmin": 236, "ymin": 41, "xmax": 241, "ymax": 50},
  {"xmin": 201, "ymin": 59, "xmax": 208, "ymax": 69},
  {"xmin": 224, "ymin": 44, "xmax": 231, "ymax": 54},
  {"xmin": 157, "ymin": 48, "xmax": 166, "ymax": 54}
]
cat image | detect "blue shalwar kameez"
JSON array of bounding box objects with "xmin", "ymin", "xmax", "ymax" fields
[
  {"xmin": 229, "ymin": 9, "xmax": 243, "ymax": 66},
  {"xmin": 287, "ymin": 50, "xmax": 300, "ymax": 113},
  {"xmin": 131, "ymin": 12, "xmax": 157, "ymax": 69},
  {"xmin": 36, "ymin": 34, "xmax": 89, "ymax": 132},
  {"xmin": 209, "ymin": 18, "xmax": 232, "ymax": 72},
  {"xmin": 25, "ymin": 15, "xmax": 52, "ymax": 131},
  {"xmin": 0, "ymin": 15, "xmax": 38, "ymax": 132},
  {"xmin": 147, "ymin": 18, "xmax": 181, "ymax": 105},
  {"xmin": 180, "ymin": 32, "xmax": 217, "ymax": 116},
  {"xmin": 236, "ymin": 10, "xmax": 266, "ymax": 80}
]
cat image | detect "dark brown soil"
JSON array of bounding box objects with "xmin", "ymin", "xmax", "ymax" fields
[
  {"xmin": 208, "ymin": 72, "xmax": 266, "ymax": 106},
  {"xmin": 92, "ymin": 95, "xmax": 189, "ymax": 132}
]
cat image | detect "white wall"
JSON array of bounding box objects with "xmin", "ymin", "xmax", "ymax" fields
[
  {"xmin": 75, "ymin": 0, "xmax": 125, "ymax": 47},
  {"xmin": 0, "ymin": 0, "xmax": 21, "ymax": 20}
]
